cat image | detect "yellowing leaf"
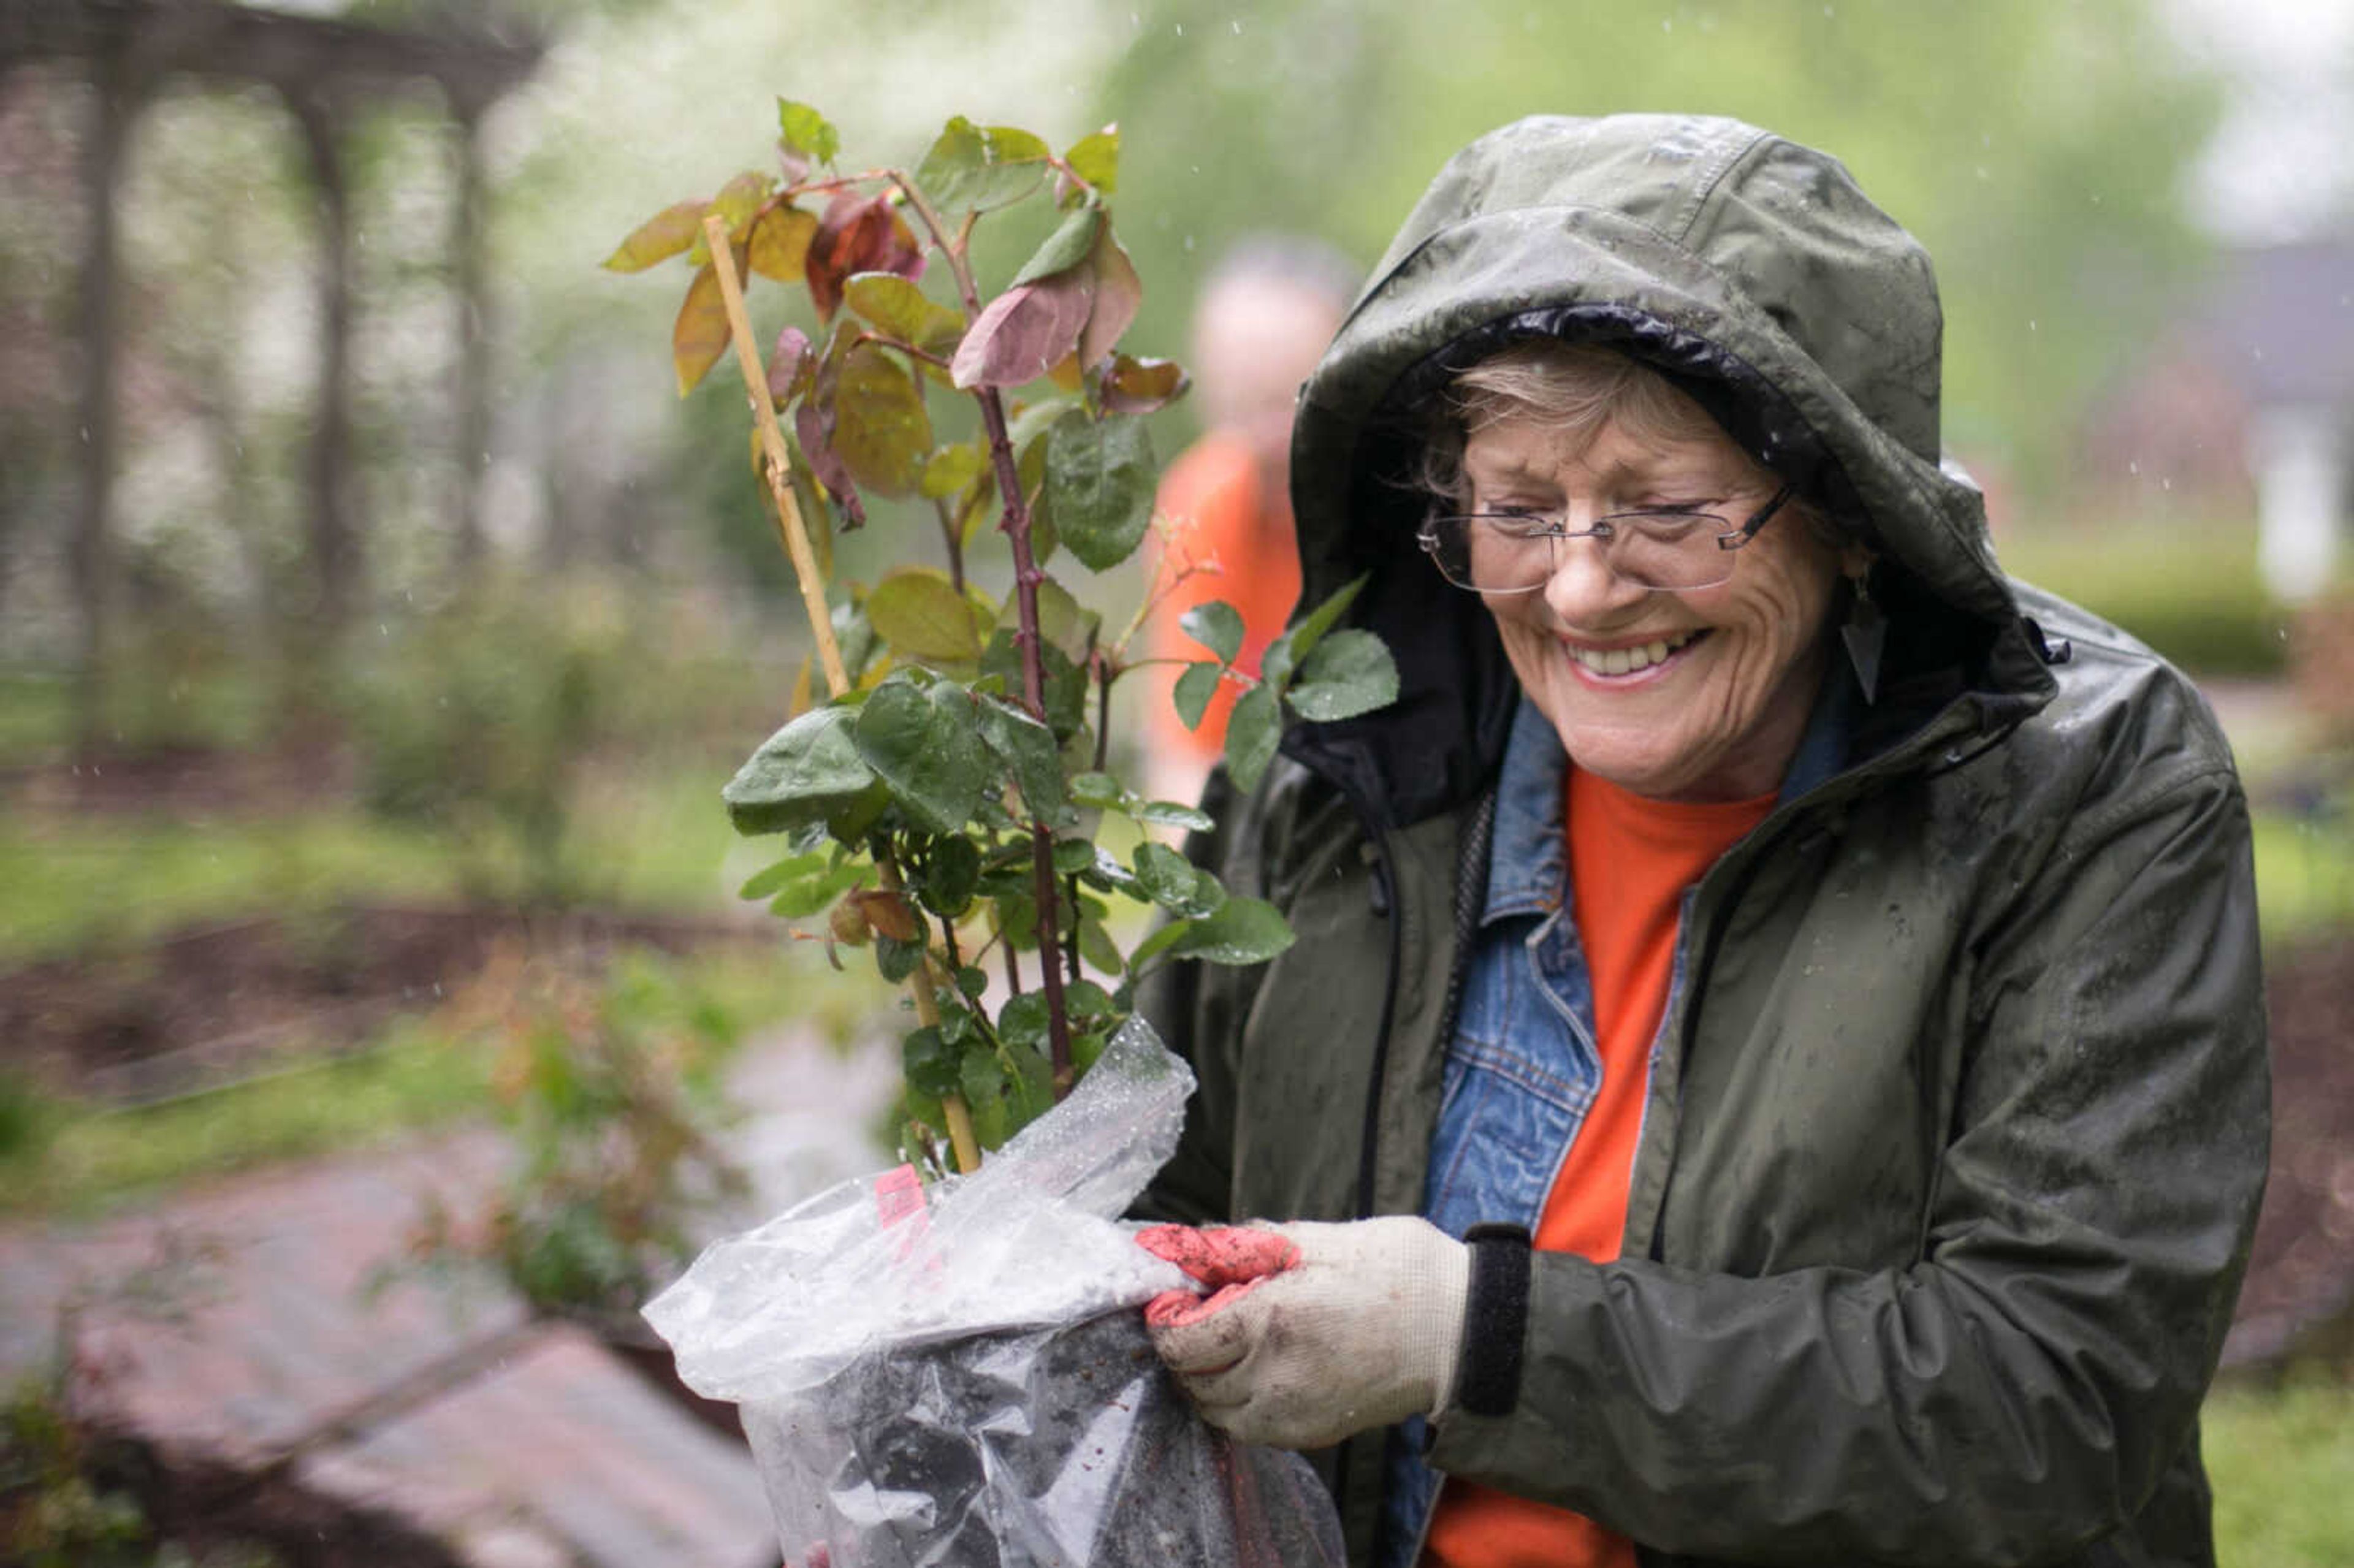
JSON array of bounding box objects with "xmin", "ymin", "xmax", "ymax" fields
[
  {"xmin": 603, "ymin": 199, "xmax": 704, "ymax": 272},
  {"xmin": 712, "ymin": 170, "xmax": 775, "ymax": 240},
  {"xmin": 843, "ymin": 272, "xmax": 965, "ymax": 354},
  {"xmin": 830, "ymin": 344, "xmax": 932, "ymax": 496},
  {"xmin": 672, "ymin": 263, "xmax": 728, "ymax": 396},
  {"xmin": 748, "ymin": 204, "xmax": 817, "ymax": 281},
  {"xmin": 869, "ymin": 567, "xmax": 984, "ymax": 663}
]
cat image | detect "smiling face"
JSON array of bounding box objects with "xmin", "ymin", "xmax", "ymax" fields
[{"xmin": 1464, "ymin": 411, "xmax": 1861, "ymax": 802}]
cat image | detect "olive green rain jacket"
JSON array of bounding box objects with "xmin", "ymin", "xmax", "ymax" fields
[{"xmin": 1137, "ymin": 115, "xmax": 2269, "ymax": 1568}]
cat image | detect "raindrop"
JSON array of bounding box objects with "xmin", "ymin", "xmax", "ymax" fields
[
  {"xmin": 2129, "ymin": 460, "xmax": 2139, "ymax": 475},
  {"xmin": 1823, "ymin": 2, "xmax": 1834, "ymax": 15},
  {"xmin": 2161, "ymin": 478, "xmax": 2172, "ymax": 490},
  {"xmin": 2028, "ymin": 319, "xmax": 2037, "ymax": 332},
  {"xmin": 1975, "ymin": 165, "xmax": 1989, "ymax": 181},
  {"xmin": 1662, "ymin": 17, "xmax": 1672, "ymax": 31},
  {"xmin": 1174, "ymin": 21, "xmax": 1183, "ymax": 34},
  {"xmin": 1231, "ymin": 19, "xmax": 1242, "ymax": 32},
  {"xmin": 1184, "ymin": 234, "xmax": 1197, "ymax": 251}
]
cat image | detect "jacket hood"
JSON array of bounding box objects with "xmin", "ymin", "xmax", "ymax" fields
[{"xmin": 1282, "ymin": 113, "xmax": 2058, "ymax": 827}]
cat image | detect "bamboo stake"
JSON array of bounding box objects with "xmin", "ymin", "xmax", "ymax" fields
[{"xmin": 702, "ymin": 213, "xmax": 982, "ymax": 1176}]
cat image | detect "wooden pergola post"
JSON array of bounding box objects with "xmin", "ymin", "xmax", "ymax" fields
[
  {"xmin": 449, "ymin": 91, "xmax": 491, "ymax": 573},
  {"xmin": 69, "ymin": 37, "xmax": 137, "ymax": 755}
]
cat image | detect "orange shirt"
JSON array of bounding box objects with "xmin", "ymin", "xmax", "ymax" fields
[
  {"xmin": 1423, "ymin": 767, "xmax": 1773, "ymax": 1568},
  {"xmin": 1144, "ymin": 433, "xmax": 1301, "ymax": 761}
]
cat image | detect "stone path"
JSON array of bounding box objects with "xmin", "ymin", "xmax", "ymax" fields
[{"xmin": 0, "ymin": 1024, "xmax": 901, "ymax": 1568}]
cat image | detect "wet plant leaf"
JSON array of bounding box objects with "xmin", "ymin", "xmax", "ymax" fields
[
  {"xmin": 916, "ymin": 116, "xmax": 1050, "ymax": 216},
  {"xmin": 1078, "ymin": 221, "xmax": 1140, "ymax": 368},
  {"xmin": 829, "ymin": 344, "xmax": 932, "ymax": 497},
  {"xmin": 1224, "ymin": 684, "xmax": 1281, "ymax": 791},
  {"xmin": 1181, "ymin": 600, "xmax": 1245, "ymax": 665},
  {"xmin": 1043, "ymin": 410, "xmax": 1154, "ymax": 571},
  {"xmin": 949, "ymin": 272, "xmax": 1094, "ymax": 389},
  {"xmin": 922, "ymin": 834, "xmax": 982, "ymax": 917},
  {"xmin": 853, "ymin": 675, "xmax": 988, "ymax": 834},
  {"xmin": 739, "ymin": 851, "xmax": 826, "ymax": 900},
  {"xmin": 867, "ymin": 567, "xmax": 982, "ymax": 663},
  {"xmin": 1286, "ymin": 628, "xmax": 1400, "ymax": 721},
  {"xmin": 1134, "ymin": 841, "xmax": 1225, "ymax": 918},
  {"xmin": 604, "ymin": 199, "xmax": 704, "ymax": 272},
  {"xmin": 977, "ymin": 694, "xmax": 1075, "ymax": 828},
  {"xmin": 1133, "ymin": 799, "xmax": 1216, "ymax": 833},
  {"xmin": 1173, "ymin": 661, "xmax": 1222, "ymax": 731},
  {"xmin": 1011, "ymin": 205, "xmax": 1103, "ymax": 287},
  {"xmin": 1172, "ymin": 896, "xmax": 1293, "ymax": 966},
  {"xmin": 723, "ymin": 705, "xmax": 877, "ymax": 835},
  {"xmin": 844, "ymin": 272, "xmax": 965, "ymax": 354}
]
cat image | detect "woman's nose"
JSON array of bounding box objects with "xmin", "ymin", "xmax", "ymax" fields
[{"xmin": 1542, "ymin": 531, "xmax": 1649, "ymax": 622}]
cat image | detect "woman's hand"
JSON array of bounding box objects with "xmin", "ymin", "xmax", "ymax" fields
[{"xmin": 1137, "ymin": 1217, "xmax": 1469, "ymax": 1450}]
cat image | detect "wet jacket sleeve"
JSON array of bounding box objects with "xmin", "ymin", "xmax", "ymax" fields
[{"xmin": 1428, "ymin": 762, "xmax": 2269, "ymax": 1566}]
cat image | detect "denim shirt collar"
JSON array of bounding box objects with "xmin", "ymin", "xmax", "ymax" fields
[{"xmin": 1481, "ymin": 655, "xmax": 1858, "ymax": 926}]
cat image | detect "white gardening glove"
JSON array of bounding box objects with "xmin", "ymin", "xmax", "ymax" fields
[{"xmin": 1136, "ymin": 1217, "xmax": 1469, "ymax": 1450}]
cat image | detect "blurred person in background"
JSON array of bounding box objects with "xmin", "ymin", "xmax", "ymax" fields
[
  {"xmin": 1141, "ymin": 234, "xmax": 1358, "ymax": 804},
  {"xmin": 1134, "ymin": 113, "xmax": 2268, "ymax": 1568}
]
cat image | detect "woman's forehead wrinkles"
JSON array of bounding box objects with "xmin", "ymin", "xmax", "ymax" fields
[{"xmin": 1465, "ymin": 425, "xmax": 1742, "ymax": 491}]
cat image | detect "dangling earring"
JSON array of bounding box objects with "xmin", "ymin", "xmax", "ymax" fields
[{"xmin": 1840, "ymin": 566, "xmax": 1886, "ymax": 705}]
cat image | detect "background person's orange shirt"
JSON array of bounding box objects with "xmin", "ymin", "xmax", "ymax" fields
[
  {"xmin": 1144, "ymin": 433, "xmax": 1301, "ymax": 762},
  {"xmin": 1423, "ymin": 768, "xmax": 1773, "ymax": 1568}
]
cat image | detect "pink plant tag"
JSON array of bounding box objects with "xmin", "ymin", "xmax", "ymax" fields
[{"xmin": 875, "ymin": 1163, "xmax": 932, "ymax": 1262}]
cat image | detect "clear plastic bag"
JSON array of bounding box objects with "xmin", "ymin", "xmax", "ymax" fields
[{"xmin": 646, "ymin": 1018, "xmax": 1346, "ymax": 1567}]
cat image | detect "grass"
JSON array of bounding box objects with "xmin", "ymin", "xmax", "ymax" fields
[
  {"xmin": 0, "ymin": 750, "xmax": 753, "ymax": 966},
  {"xmin": 2204, "ymin": 1375, "xmax": 2354, "ymax": 1566},
  {"xmin": 0, "ymin": 944, "xmax": 861, "ymax": 1219}
]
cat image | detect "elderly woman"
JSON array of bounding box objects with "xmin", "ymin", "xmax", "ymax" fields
[{"xmin": 1133, "ymin": 115, "xmax": 2268, "ymax": 1568}]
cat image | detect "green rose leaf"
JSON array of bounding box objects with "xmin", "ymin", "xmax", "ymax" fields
[
  {"xmin": 1133, "ymin": 799, "xmax": 1215, "ymax": 833},
  {"xmin": 1127, "ymin": 916, "xmax": 1197, "ymax": 969},
  {"xmin": 777, "ymin": 98, "xmax": 841, "ymax": 166},
  {"xmin": 1068, "ymin": 771, "xmax": 1124, "ymax": 809},
  {"xmin": 769, "ymin": 860, "xmax": 866, "ymax": 919},
  {"xmin": 1134, "ymin": 842, "xmax": 1225, "ymax": 918},
  {"xmin": 1266, "ymin": 572, "xmax": 1371, "ymax": 691},
  {"xmin": 1286, "ymin": 628, "xmax": 1400, "ymax": 721},
  {"xmin": 1172, "ymin": 661, "xmax": 1223, "ymax": 731},
  {"xmin": 867, "ymin": 567, "xmax": 984, "ymax": 663},
  {"xmin": 1181, "ymin": 601, "xmax": 1245, "ymax": 666},
  {"xmin": 977, "ymin": 694, "xmax": 1075, "ymax": 828},
  {"xmin": 723, "ymin": 705, "xmax": 877, "ymax": 835},
  {"xmin": 831, "ymin": 344, "xmax": 932, "ymax": 497},
  {"xmin": 1011, "ymin": 205, "xmax": 1103, "ymax": 287},
  {"xmin": 739, "ymin": 850, "xmax": 825, "ymax": 900},
  {"xmin": 875, "ymin": 934, "xmax": 926, "ymax": 983},
  {"xmin": 921, "ymin": 834, "xmax": 981, "ymax": 918},
  {"xmin": 916, "ymin": 116, "xmax": 1051, "ymax": 216},
  {"xmin": 997, "ymin": 990, "xmax": 1051, "ymax": 1050},
  {"xmin": 1223, "ymin": 684, "xmax": 1282, "ymax": 792},
  {"xmin": 1173, "ymin": 896, "xmax": 1295, "ymax": 966},
  {"xmin": 1064, "ymin": 126, "xmax": 1119, "ymax": 194},
  {"xmin": 903, "ymin": 1026, "xmax": 960, "ymax": 1098},
  {"xmin": 853, "ymin": 675, "xmax": 988, "ymax": 834},
  {"xmin": 1043, "ymin": 409, "xmax": 1154, "ymax": 571}
]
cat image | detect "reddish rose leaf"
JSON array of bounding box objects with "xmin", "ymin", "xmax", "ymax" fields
[
  {"xmin": 1078, "ymin": 221, "xmax": 1140, "ymax": 368},
  {"xmin": 796, "ymin": 400, "xmax": 866, "ymax": 528},
  {"xmin": 949, "ymin": 271, "xmax": 1095, "ymax": 390},
  {"xmin": 831, "ymin": 344, "xmax": 933, "ymax": 497},
  {"xmin": 766, "ymin": 325, "xmax": 812, "ymax": 404},
  {"xmin": 806, "ymin": 192, "xmax": 927, "ymax": 323}
]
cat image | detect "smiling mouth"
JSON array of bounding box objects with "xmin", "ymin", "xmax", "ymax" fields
[{"xmin": 1565, "ymin": 628, "xmax": 1705, "ymax": 677}]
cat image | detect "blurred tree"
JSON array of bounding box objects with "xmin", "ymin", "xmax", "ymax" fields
[{"xmin": 1102, "ymin": 0, "xmax": 2222, "ymax": 493}]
